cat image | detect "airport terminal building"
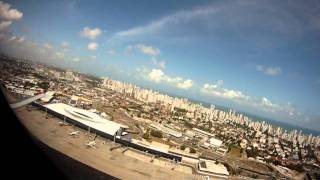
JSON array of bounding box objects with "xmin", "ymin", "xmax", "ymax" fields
[
  {"xmin": 33, "ymin": 102, "xmax": 183, "ymax": 161},
  {"xmin": 44, "ymin": 103, "xmax": 127, "ymax": 138}
]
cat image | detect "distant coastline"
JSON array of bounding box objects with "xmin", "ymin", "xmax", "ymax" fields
[
  {"xmin": 194, "ymin": 99, "xmax": 320, "ymax": 136},
  {"xmin": 87, "ymin": 72, "xmax": 320, "ymax": 136}
]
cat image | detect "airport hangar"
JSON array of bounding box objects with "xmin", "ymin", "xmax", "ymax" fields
[{"xmin": 32, "ymin": 102, "xmax": 182, "ymax": 161}]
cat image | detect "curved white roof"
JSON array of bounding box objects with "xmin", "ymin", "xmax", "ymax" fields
[{"xmin": 44, "ymin": 103, "xmax": 126, "ymax": 135}]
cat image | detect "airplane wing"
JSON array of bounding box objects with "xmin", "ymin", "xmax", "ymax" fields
[{"xmin": 10, "ymin": 93, "xmax": 46, "ymax": 109}]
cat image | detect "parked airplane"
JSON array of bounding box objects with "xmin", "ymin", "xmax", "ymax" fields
[
  {"xmin": 85, "ymin": 141, "xmax": 96, "ymax": 148},
  {"xmin": 68, "ymin": 131, "xmax": 79, "ymax": 137}
]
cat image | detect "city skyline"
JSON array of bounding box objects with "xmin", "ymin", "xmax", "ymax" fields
[
  {"xmin": 4, "ymin": 58, "xmax": 319, "ymax": 179},
  {"xmin": 0, "ymin": 0, "xmax": 320, "ymax": 130}
]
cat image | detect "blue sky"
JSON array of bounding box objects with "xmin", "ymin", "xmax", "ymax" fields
[{"xmin": 1, "ymin": 0, "xmax": 320, "ymax": 130}]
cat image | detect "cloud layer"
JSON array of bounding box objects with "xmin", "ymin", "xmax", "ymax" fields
[
  {"xmin": 114, "ymin": 5, "xmax": 218, "ymax": 38},
  {"xmin": 1, "ymin": 1, "xmax": 318, "ymax": 129},
  {"xmin": 80, "ymin": 27, "xmax": 102, "ymax": 40},
  {"xmin": 0, "ymin": 1, "xmax": 23, "ymax": 21},
  {"xmin": 0, "ymin": 20, "xmax": 11, "ymax": 30},
  {"xmin": 141, "ymin": 68, "xmax": 193, "ymax": 90},
  {"xmin": 200, "ymin": 80, "xmax": 305, "ymax": 121},
  {"xmin": 151, "ymin": 56, "xmax": 165, "ymax": 69},
  {"xmin": 0, "ymin": 1, "xmax": 23, "ymax": 33},
  {"xmin": 201, "ymin": 80, "xmax": 249, "ymax": 100},
  {"xmin": 126, "ymin": 43, "xmax": 160, "ymax": 56},
  {"xmin": 87, "ymin": 42, "xmax": 98, "ymax": 51},
  {"xmin": 256, "ymin": 65, "xmax": 282, "ymax": 76}
]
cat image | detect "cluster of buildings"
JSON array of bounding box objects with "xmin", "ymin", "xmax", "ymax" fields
[
  {"xmin": 0, "ymin": 60, "xmax": 44, "ymax": 97},
  {"xmin": 102, "ymin": 78, "xmax": 320, "ymax": 152},
  {"xmin": 1, "ymin": 56, "xmax": 320, "ymax": 179}
]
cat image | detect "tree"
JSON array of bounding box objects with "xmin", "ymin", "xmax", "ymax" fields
[
  {"xmin": 251, "ymin": 174, "xmax": 258, "ymax": 179},
  {"xmin": 190, "ymin": 148, "xmax": 196, "ymax": 153},
  {"xmin": 180, "ymin": 145, "xmax": 186, "ymax": 150},
  {"xmin": 184, "ymin": 121, "xmax": 194, "ymax": 128},
  {"xmin": 142, "ymin": 133, "xmax": 150, "ymax": 139},
  {"xmin": 38, "ymin": 81, "xmax": 49, "ymax": 91},
  {"xmin": 246, "ymin": 147, "xmax": 259, "ymax": 158},
  {"xmin": 150, "ymin": 130, "xmax": 163, "ymax": 138},
  {"xmin": 287, "ymin": 164, "xmax": 304, "ymax": 172}
]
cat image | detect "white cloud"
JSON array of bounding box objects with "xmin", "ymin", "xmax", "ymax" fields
[
  {"xmin": 142, "ymin": 68, "xmax": 193, "ymax": 90},
  {"xmin": 200, "ymin": 80, "xmax": 304, "ymax": 119},
  {"xmin": 0, "ymin": 33, "xmax": 72, "ymax": 65},
  {"xmin": 265, "ymin": 67, "xmax": 282, "ymax": 76},
  {"xmin": 137, "ymin": 44, "xmax": 160, "ymax": 56},
  {"xmin": 114, "ymin": 5, "xmax": 217, "ymax": 38},
  {"xmin": 7, "ymin": 35, "xmax": 15, "ymax": 41},
  {"xmin": 6, "ymin": 35, "xmax": 24, "ymax": 43},
  {"xmin": 261, "ymin": 97, "xmax": 273, "ymax": 107},
  {"xmin": 256, "ymin": 65, "xmax": 282, "ymax": 76},
  {"xmin": 127, "ymin": 44, "xmax": 160, "ymax": 56},
  {"xmin": 151, "ymin": 56, "xmax": 165, "ymax": 69},
  {"xmin": 110, "ymin": 0, "xmax": 320, "ymax": 58},
  {"xmin": 0, "ymin": 1, "xmax": 23, "ymax": 21},
  {"xmin": 177, "ymin": 79, "xmax": 193, "ymax": 89},
  {"xmin": 80, "ymin": 27, "xmax": 102, "ymax": 40},
  {"xmin": 201, "ymin": 82, "xmax": 249, "ymax": 101},
  {"xmin": 148, "ymin": 69, "xmax": 164, "ymax": 83},
  {"xmin": 87, "ymin": 42, "xmax": 98, "ymax": 51},
  {"xmin": 0, "ymin": 33, "xmax": 91, "ymax": 65},
  {"xmin": 0, "ymin": 20, "xmax": 11, "ymax": 30}
]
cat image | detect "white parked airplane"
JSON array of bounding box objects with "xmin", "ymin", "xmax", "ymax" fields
[
  {"xmin": 68, "ymin": 131, "xmax": 79, "ymax": 137},
  {"xmin": 85, "ymin": 140, "xmax": 96, "ymax": 148}
]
